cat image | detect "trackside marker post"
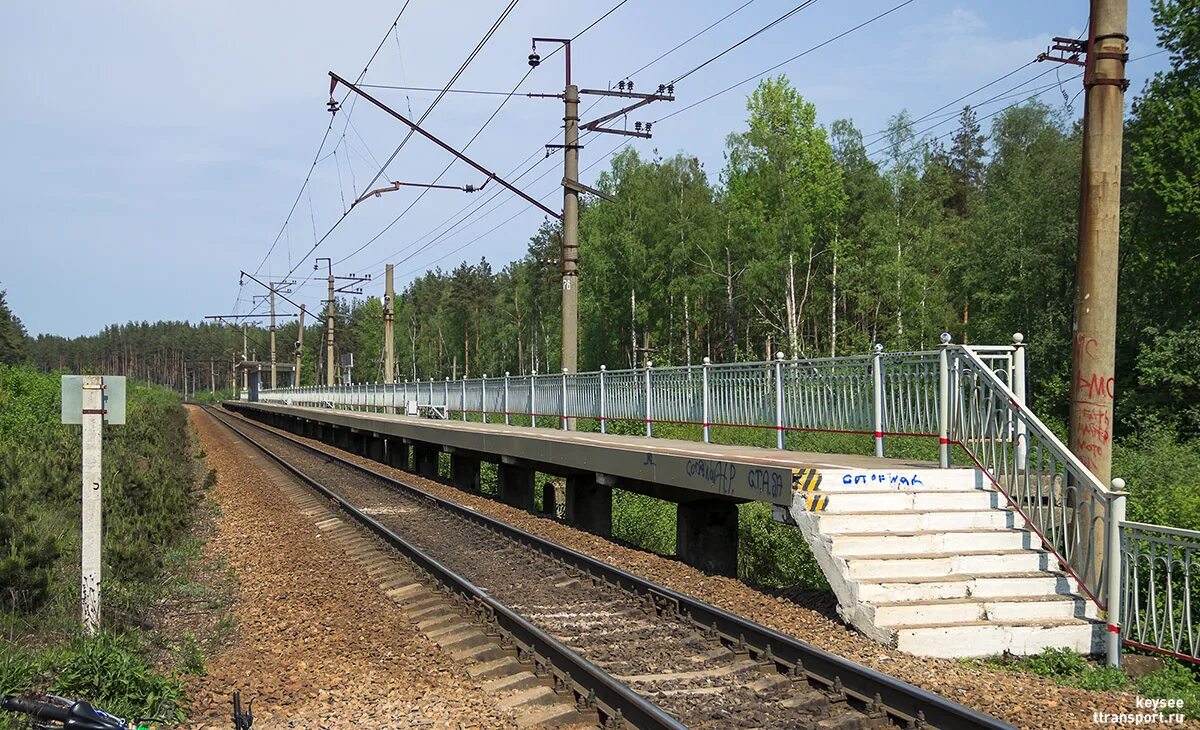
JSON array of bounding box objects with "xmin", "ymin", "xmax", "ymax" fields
[{"xmin": 61, "ymin": 374, "xmax": 126, "ymax": 635}]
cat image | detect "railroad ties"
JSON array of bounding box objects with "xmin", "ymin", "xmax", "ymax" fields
[{"xmin": 207, "ymin": 406, "xmax": 1011, "ymax": 730}]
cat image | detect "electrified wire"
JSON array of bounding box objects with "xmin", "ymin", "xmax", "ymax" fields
[
  {"xmin": 355, "ymin": 0, "xmax": 521, "ymax": 199},
  {"xmin": 669, "ymin": 0, "xmax": 821, "ymax": 86},
  {"xmin": 655, "ymin": 0, "xmax": 918, "ymax": 124}
]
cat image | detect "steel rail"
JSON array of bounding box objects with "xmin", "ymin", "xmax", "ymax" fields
[
  {"xmin": 216, "ymin": 403, "xmax": 1013, "ymax": 730},
  {"xmin": 204, "ymin": 406, "xmax": 683, "ymax": 730}
]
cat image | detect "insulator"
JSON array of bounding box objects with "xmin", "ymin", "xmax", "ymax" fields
[
  {"xmin": 657, "ymin": 84, "xmax": 665, "ymax": 94},
  {"xmin": 464, "ymin": 184, "xmax": 477, "ymax": 193},
  {"xmin": 627, "ymin": 80, "xmax": 634, "ymax": 91},
  {"xmin": 528, "ymin": 51, "xmax": 541, "ymax": 68},
  {"xmin": 634, "ymin": 121, "xmax": 642, "ymax": 132},
  {"xmin": 617, "ymin": 80, "xmax": 626, "ymax": 91},
  {"xmin": 326, "ymin": 98, "xmax": 340, "ymax": 114},
  {"xmin": 645, "ymin": 122, "xmax": 652, "ymax": 133},
  {"xmin": 667, "ymin": 83, "xmax": 674, "ymax": 95}
]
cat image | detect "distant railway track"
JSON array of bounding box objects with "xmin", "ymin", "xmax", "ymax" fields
[{"xmin": 206, "ymin": 405, "xmax": 1011, "ymax": 730}]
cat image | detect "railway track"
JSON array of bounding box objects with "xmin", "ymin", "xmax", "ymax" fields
[{"xmin": 207, "ymin": 405, "xmax": 1012, "ymax": 730}]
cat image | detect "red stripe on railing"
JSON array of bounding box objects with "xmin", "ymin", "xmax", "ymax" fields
[
  {"xmin": 953, "ymin": 440, "xmax": 1106, "ymax": 610},
  {"xmin": 1122, "ymin": 638, "xmax": 1200, "ymax": 665}
]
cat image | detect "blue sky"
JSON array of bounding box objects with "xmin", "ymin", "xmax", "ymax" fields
[{"xmin": 1, "ymin": 1, "xmax": 1169, "ymax": 337}]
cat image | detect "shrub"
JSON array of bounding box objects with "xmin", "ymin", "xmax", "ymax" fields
[{"xmin": 49, "ymin": 632, "xmax": 185, "ymax": 724}]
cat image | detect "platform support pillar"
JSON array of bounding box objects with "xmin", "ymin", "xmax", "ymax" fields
[
  {"xmin": 676, "ymin": 499, "xmax": 739, "ymax": 577},
  {"xmin": 386, "ymin": 439, "xmax": 409, "ymax": 471},
  {"xmin": 413, "ymin": 443, "xmax": 440, "ymax": 479},
  {"xmin": 497, "ymin": 462, "xmax": 535, "ymax": 511},
  {"xmin": 451, "ymin": 454, "xmax": 481, "ymax": 492},
  {"xmin": 541, "ymin": 481, "xmax": 558, "ymax": 517},
  {"xmin": 367, "ymin": 434, "xmax": 385, "ymax": 463},
  {"xmin": 565, "ymin": 474, "xmax": 611, "ymax": 537}
]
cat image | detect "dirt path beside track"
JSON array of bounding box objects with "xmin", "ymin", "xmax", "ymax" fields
[{"xmin": 182, "ymin": 405, "xmax": 517, "ymax": 729}]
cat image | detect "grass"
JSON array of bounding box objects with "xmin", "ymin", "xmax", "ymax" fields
[{"xmin": 968, "ymin": 648, "xmax": 1200, "ymax": 718}]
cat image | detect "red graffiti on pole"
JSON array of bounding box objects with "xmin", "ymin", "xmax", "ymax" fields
[{"xmin": 1072, "ymin": 335, "xmax": 1113, "ymax": 473}]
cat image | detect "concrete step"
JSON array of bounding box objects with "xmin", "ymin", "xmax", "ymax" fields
[
  {"xmin": 815, "ymin": 468, "xmax": 980, "ymax": 492},
  {"xmin": 845, "ymin": 549, "xmax": 1053, "ymax": 580},
  {"xmin": 867, "ymin": 594, "xmax": 1096, "ymax": 627},
  {"xmin": 829, "ymin": 528, "xmax": 1034, "ymax": 557},
  {"xmin": 856, "ymin": 571, "xmax": 1078, "ymax": 603},
  {"xmin": 812, "ymin": 489, "xmax": 1003, "ymax": 513},
  {"xmin": 816, "ymin": 508, "xmax": 1017, "ymax": 534},
  {"xmin": 894, "ymin": 618, "xmax": 1104, "ymax": 658}
]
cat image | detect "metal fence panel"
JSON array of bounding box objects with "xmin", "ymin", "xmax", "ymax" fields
[{"xmin": 1121, "ymin": 521, "xmax": 1200, "ymax": 663}]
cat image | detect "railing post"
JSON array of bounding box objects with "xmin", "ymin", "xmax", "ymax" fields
[
  {"xmin": 645, "ymin": 361, "xmax": 653, "ymax": 437},
  {"xmin": 445, "ymin": 377, "xmax": 450, "ymax": 415},
  {"xmin": 871, "ymin": 344, "xmax": 885, "ymax": 458},
  {"xmin": 1012, "ymin": 332, "xmax": 1028, "ymax": 468},
  {"xmin": 1106, "ymin": 479, "xmax": 1128, "ymax": 667},
  {"xmin": 774, "ymin": 352, "xmax": 786, "ymax": 449},
  {"xmin": 702, "ymin": 357, "xmax": 712, "ymax": 443},
  {"xmin": 462, "ymin": 376, "xmax": 468, "ymax": 421},
  {"xmin": 938, "ymin": 332, "xmax": 952, "ymax": 468},
  {"xmin": 561, "ymin": 368, "xmax": 569, "ymax": 431},
  {"xmin": 599, "ymin": 365, "xmax": 607, "ymax": 434},
  {"xmin": 504, "ymin": 372, "xmax": 510, "ymax": 425},
  {"xmin": 481, "ymin": 375, "xmax": 488, "ymax": 424},
  {"xmin": 531, "ymin": 373, "xmax": 537, "ymax": 429}
]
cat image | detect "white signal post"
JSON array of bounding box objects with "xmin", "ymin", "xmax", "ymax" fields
[
  {"xmin": 80, "ymin": 375, "xmax": 103, "ymax": 633},
  {"xmin": 62, "ymin": 374, "xmax": 126, "ymax": 635}
]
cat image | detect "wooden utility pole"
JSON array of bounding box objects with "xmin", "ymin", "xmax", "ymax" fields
[
  {"xmin": 295, "ymin": 304, "xmax": 306, "ymax": 387},
  {"xmin": 384, "ymin": 264, "xmax": 395, "ymax": 384},
  {"xmin": 1068, "ymin": 0, "xmax": 1128, "ymax": 487}
]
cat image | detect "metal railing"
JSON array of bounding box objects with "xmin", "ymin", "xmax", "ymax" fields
[
  {"xmin": 262, "ymin": 343, "xmax": 1013, "ymax": 451},
  {"xmin": 942, "ymin": 342, "xmax": 1126, "ymax": 663},
  {"xmin": 1121, "ymin": 521, "xmax": 1200, "ymax": 663}
]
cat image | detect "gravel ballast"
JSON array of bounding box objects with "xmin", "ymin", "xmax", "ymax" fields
[
  {"xmin": 229, "ymin": 407, "xmax": 1194, "ymax": 730},
  {"xmin": 183, "ymin": 407, "xmax": 517, "ymax": 729}
]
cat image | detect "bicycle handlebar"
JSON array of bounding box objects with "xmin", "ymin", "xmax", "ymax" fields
[
  {"xmin": 1, "ymin": 695, "xmax": 131, "ymax": 729},
  {"xmin": 1, "ymin": 696, "xmax": 70, "ymax": 723}
]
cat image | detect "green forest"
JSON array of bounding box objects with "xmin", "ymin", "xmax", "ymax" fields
[{"xmin": 15, "ymin": 4, "xmax": 1199, "ymax": 488}]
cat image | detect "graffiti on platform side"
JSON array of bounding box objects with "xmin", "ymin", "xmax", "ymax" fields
[
  {"xmin": 686, "ymin": 458, "xmax": 736, "ymax": 495},
  {"xmin": 745, "ymin": 468, "xmax": 785, "ymax": 499},
  {"xmin": 841, "ymin": 472, "xmax": 926, "ymax": 487}
]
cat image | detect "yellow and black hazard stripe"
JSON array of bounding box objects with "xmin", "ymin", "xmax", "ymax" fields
[{"xmin": 792, "ymin": 468, "xmax": 828, "ymax": 512}]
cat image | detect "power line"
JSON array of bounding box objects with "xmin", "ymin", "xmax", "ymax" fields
[
  {"xmin": 326, "ymin": 0, "xmax": 634, "ymax": 273},
  {"xmin": 354, "ymin": 0, "xmax": 522, "ymax": 199},
  {"xmin": 248, "ymin": 2, "xmax": 416, "ymax": 281},
  {"xmin": 655, "ymin": 0, "xmax": 918, "ymax": 124},
  {"xmin": 669, "ymin": 0, "xmax": 821, "ymax": 86},
  {"xmin": 625, "ymin": 0, "xmax": 760, "ymax": 83},
  {"xmin": 241, "ymin": 0, "xmax": 528, "ymax": 318}
]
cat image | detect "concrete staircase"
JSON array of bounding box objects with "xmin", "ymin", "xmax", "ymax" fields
[{"xmin": 777, "ymin": 467, "xmax": 1104, "ymax": 658}]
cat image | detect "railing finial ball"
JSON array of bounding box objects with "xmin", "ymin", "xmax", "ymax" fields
[
  {"xmin": 703, "ymin": 356, "xmax": 711, "ymax": 364},
  {"xmin": 775, "ymin": 352, "xmax": 785, "ymax": 360},
  {"xmin": 563, "ymin": 368, "xmax": 568, "ymax": 373},
  {"xmin": 940, "ymin": 332, "xmax": 952, "ymax": 344},
  {"xmin": 600, "ymin": 365, "xmax": 606, "ymax": 371},
  {"xmin": 1012, "ymin": 332, "xmax": 1025, "ymax": 344},
  {"xmin": 1112, "ymin": 477, "xmax": 1126, "ymax": 490},
  {"xmin": 505, "ymin": 371, "xmax": 510, "ymax": 376},
  {"xmin": 873, "ymin": 343, "xmax": 883, "ymax": 354}
]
